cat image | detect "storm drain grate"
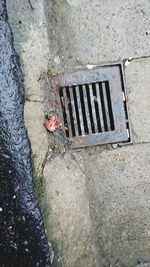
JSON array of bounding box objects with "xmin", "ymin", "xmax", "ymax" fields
[
  {"xmin": 59, "ymin": 81, "xmax": 115, "ymax": 137},
  {"xmin": 51, "ymin": 63, "xmax": 130, "ymax": 148}
]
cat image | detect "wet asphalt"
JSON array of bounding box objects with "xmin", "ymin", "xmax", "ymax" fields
[{"xmin": 0, "ymin": 1, "xmax": 51, "ymax": 266}]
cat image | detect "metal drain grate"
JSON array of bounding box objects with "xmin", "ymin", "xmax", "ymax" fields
[
  {"xmin": 59, "ymin": 81, "xmax": 115, "ymax": 137},
  {"xmin": 51, "ymin": 63, "xmax": 130, "ymax": 148}
]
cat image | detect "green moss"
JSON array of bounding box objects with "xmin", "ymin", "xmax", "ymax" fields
[
  {"xmin": 76, "ymin": 247, "xmax": 94, "ymax": 267},
  {"xmin": 31, "ymin": 153, "xmax": 63, "ymax": 267},
  {"xmin": 50, "ymin": 239, "xmax": 64, "ymax": 267},
  {"xmin": 47, "ymin": 68, "xmax": 60, "ymax": 79}
]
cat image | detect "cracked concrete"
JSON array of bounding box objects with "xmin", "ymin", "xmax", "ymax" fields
[{"xmin": 7, "ymin": 0, "xmax": 150, "ymax": 266}]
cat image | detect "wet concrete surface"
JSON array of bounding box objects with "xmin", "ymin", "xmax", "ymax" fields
[{"xmin": 0, "ymin": 1, "xmax": 51, "ymax": 266}]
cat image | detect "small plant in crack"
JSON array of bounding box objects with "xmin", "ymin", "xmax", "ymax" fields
[
  {"xmin": 50, "ymin": 144, "xmax": 65, "ymax": 155},
  {"xmin": 47, "ymin": 68, "xmax": 60, "ymax": 79}
]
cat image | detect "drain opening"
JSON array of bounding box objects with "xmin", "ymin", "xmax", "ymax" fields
[{"xmin": 59, "ymin": 81, "xmax": 115, "ymax": 138}]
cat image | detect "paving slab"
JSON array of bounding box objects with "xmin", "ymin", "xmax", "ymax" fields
[
  {"xmin": 43, "ymin": 152, "xmax": 96, "ymax": 267},
  {"xmin": 7, "ymin": 0, "xmax": 50, "ymax": 101},
  {"xmin": 125, "ymin": 57, "xmax": 150, "ymax": 143},
  {"xmin": 7, "ymin": 0, "xmax": 50, "ymax": 170},
  {"xmin": 82, "ymin": 144, "xmax": 150, "ymax": 267},
  {"xmin": 24, "ymin": 102, "xmax": 48, "ymax": 170},
  {"xmin": 46, "ymin": 0, "xmax": 150, "ymax": 67}
]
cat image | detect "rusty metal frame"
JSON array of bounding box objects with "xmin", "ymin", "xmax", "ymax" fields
[{"xmin": 51, "ymin": 63, "xmax": 129, "ymax": 148}]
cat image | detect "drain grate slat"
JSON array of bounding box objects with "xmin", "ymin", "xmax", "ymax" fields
[
  {"xmin": 60, "ymin": 88, "xmax": 69, "ymax": 137},
  {"xmin": 105, "ymin": 81, "xmax": 115, "ymax": 130},
  {"xmin": 75, "ymin": 85, "xmax": 85, "ymax": 136},
  {"xmin": 96, "ymin": 83, "xmax": 104, "ymax": 132},
  {"xmin": 82, "ymin": 84, "xmax": 92, "ymax": 134},
  {"xmin": 89, "ymin": 84, "xmax": 98, "ymax": 133},
  {"xmin": 62, "ymin": 87, "xmax": 72, "ymax": 137},
  {"xmin": 79, "ymin": 85, "xmax": 89, "ymax": 135},
  {"xmin": 85, "ymin": 84, "xmax": 96, "ymax": 133},
  {"xmin": 55, "ymin": 64, "xmax": 130, "ymax": 148},
  {"xmin": 102, "ymin": 82, "xmax": 111, "ymax": 131},
  {"xmin": 99, "ymin": 82, "xmax": 108, "ymax": 131},
  {"xmin": 69, "ymin": 86, "xmax": 79, "ymax": 136},
  {"xmin": 92, "ymin": 83, "xmax": 102, "ymax": 132},
  {"xmin": 65, "ymin": 86, "xmax": 75, "ymax": 137},
  {"xmin": 72, "ymin": 85, "xmax": 82, "ymax": 135}
]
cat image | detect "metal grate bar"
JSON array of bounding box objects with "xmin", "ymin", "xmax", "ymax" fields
[
  {"xmin": 60, "ymin": 88, "xmax": 70, "ymax": 137},
  {"xmin": 75, "ymin": 85, "xmax": 85, "ymax": 135},
  {"xmin": 102, "ymin": 82, "xmax": 111, "ymax": 131},
  {"xmin": 89, "ymin": 84, "xmax": 98, "ymax": 133},
  {"xmin": 99, "ymin": 82, "xmax": 108, "ymax": 131},
  {"xmin": 82, "ymin": 85, "xmax": 92, "ymax": 134},
  {"xmin": 92, "ymin": 83, "xmax": 102, "ymax": 132},
  {"xmin": 69, "ymin": 86, "xmax": 79, "ymax": 136},
  {"xmin": 105, "ymin": 81, "xmax": 115, "ymax": 130},
  {"xmin": 95, "ymin": 83, "xmax": 105, "ymax": 132},
  {"xmin": 65, "ymin": 86, "xmax": 75, "ymax": 136},
  {"xmin": 79, "ymin": 85, "xmax": 89, "ymax": 134},
  {"xmin": 85, "ymin": 84, "xmax": 95, "ymax": 133},
  {"xmin": 72, "ymin": 85, "xmax": 82, "ymax": 135}
]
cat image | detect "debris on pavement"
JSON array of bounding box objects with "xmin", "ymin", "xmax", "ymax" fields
[
  {"xmin": 112, "ymin": 143, "xmax": 118, "ymax": 149},
  {"xmin": 87, "ymin": 64, "xmax": 96, "ymax": 69},
  {"xmin": 44, "ymin": 115, "xmax": 62, "ymax": 133},
  {"xmin": 125, "ymin": 57, "xmax": 132, "ymax": 67},
  {"xmin": 28, "ymin": 0, "xmax": 34, "ymax": 10}
]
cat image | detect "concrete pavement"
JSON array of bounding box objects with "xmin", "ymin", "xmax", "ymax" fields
[{"xmin": 7, "ymin": 0, "xmax": 150, "ymax": 266}]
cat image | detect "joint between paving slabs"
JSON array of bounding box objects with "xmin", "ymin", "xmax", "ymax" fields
[
  {"xmin": 25, "ymin": 97, "xmax": 44, "ymax": 103},
  {"xmin": 131, "ymin": 54, "xmax": 150, "ymax": 61},
  {"xmin": 39, "ymin": 147, "xmax": 50, "ymax": 175}
]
